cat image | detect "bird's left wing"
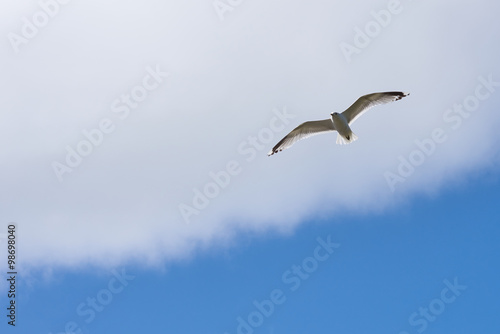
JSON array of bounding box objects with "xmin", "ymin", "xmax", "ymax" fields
[
  {"xmin": 342, "ymin": 91, "xmax": 409, "ymax": 125},
  {"xmin": 268, "ymin": 119, "xmax": 335, "ymax": 156}
]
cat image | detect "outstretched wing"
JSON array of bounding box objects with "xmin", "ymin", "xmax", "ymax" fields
[
  {"xmin": 342, "ymin": 91, "xmax": 409, "ymax": 125},
  {"xmin": 268, "ymin": 119, "xmax": 335, "ymax": 156}
]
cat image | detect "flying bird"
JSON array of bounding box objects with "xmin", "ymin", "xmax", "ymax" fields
[{"xmin": 267, "ymin": 91, "xmax": 409, "ymax": 156}]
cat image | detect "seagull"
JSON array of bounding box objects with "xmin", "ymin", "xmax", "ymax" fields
[{"xmin": 267, "ymin": 91, "xmax": 409, "ymax": 156}]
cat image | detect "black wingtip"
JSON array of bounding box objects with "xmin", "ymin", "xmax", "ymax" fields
[{"xmin": 390, "ymin": 91, "xmax": 410, "ymax": 101}]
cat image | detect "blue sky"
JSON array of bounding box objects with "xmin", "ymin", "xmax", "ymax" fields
[
  {"xmin": 1, "ymin": 0, "xmax": 500, "ymax": 333},
  {"xmin": 11, "ymin": 174, "xmax": 500, "ymax": 333}
]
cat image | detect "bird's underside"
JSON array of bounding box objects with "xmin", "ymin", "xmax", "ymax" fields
[{"xmin": 267, "ymin": 91, "xmax": 409, "ymax": 156}]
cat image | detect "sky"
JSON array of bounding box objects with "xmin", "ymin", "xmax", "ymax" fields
[{"xmin": 0, "ymin": 0, "xmax": 499, "ymax": 333}]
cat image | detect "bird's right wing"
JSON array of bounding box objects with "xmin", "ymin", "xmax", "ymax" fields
[
  {"xmin": 342, "ymin": 91, "xmax": 409, "ymax": 125},
  {"xmin": 268, "ymin": 119, "xmax": 335, "ymax": 156}
]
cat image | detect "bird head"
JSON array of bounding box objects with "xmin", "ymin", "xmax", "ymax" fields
[{"xmin": 330, "ymin": 112, "xmax": 339, "ymax": 116}]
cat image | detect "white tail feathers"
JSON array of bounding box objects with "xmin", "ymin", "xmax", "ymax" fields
[{"xmin": 336, "ymin": 132, "xmax": 358, "ymax": 145}]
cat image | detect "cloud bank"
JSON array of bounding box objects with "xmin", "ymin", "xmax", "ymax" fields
[{"xmin": 1, "ymin": 0, "xmax": 499, "ymax": 269}]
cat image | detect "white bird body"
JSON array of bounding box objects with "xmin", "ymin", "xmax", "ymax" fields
[
  {"xmin": 330, "ymin": 112, "xmax": 356, "ymax": 145},
  {"xmin": 268, "ymin": 91, "xmax": 409, "ymax": 156}
]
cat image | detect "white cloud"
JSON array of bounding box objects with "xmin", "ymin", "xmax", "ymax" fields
[{"xmin": 1, "ymin": 0, "xmax": 499, "ymax": 269}]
